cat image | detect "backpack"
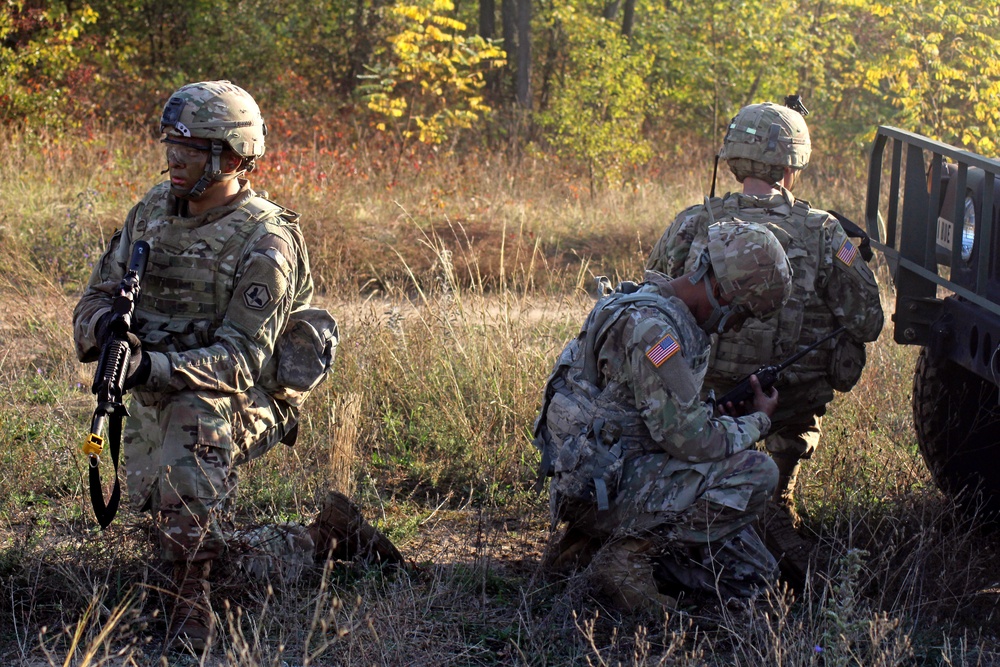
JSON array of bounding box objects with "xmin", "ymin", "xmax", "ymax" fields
[
  {"xmin": 533, "ymin": 283, "xmax": 678, "ymax": 513},
  {"xmin": 264, "ymin": 307, "xmax": 339, "ymax": 408}
]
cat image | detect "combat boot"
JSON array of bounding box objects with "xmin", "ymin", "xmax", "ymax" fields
[
  {"xmin": 587, "ymin": 538, "xmax": 677, "ymax": 615},
  {"xmin": 757, "ymin": 501, "xmax": 813, "ymax": 592},
  {"xmin": 544, "ymin": 526, "xmax": 602, "ymax": 573},
  {"xmin": 167, "ymin": 560, "xmax": 214, "ymax": 653},
  {"xmin": 308, "ymin": 490, "xmax": 403, "ymax": 566}
]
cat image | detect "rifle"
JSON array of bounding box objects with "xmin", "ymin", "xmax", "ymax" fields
[
  {"xmin": 81, "ymin": 240, "xmax": 150, "ymax": 528},
  {"xmin": 717, "ymin": 325, "xmax": 847, "ymax": 408}
]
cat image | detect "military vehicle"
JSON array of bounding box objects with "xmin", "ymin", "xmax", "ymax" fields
[{"xmin": 865, "ymin": 126, "xmax": 1000, "ymax": 517}]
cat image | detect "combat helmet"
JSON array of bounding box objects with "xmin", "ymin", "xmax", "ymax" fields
[
  {"xmin": 689, "ymin": 220, "xmax": 792, "ymax": 333},
  {"xmin": 719, "ymin": 102, "xmax": 810, "ymax": 184},
  {"xmin": 160, "ymin": 80, "xmax": 267, "ymax": 199}
]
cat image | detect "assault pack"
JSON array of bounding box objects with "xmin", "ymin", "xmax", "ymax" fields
[{"xmin": 533, "ymin": 281, "xmax": 681, "ymax": 514}]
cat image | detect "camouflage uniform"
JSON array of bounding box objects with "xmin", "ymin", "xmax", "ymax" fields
[
  {"xmin": 73, "ymin": 83, "xmax": 335, "ymax": 572},
  {"xmin": 647, "ymin": 189, "xmax": 883, "ymax": 463},
  {"xmin": 537, "ymin": 222, "xmax": 793, "ymax": 601},
  {"xmin": 73, "ymin": 181, "xmax": 318, "ymax": 563},
  {"xmin": 646, "ymin": 102, "xmax": 883, "ymax": 502}
]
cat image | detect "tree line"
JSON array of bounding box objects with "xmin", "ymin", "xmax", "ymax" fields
[{"xmin": 2, "ymin": 0, "xmax": 998, "ymax": 182}]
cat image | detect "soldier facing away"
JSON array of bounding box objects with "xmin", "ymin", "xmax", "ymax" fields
[
  {"xmin": 646, "ymin": 102, "xmax": 884, "ymax": 527},
  {"xmin": 535, "ymin": 221, "xmax": 793, "ymax": 611},
  {"xmin": 73, "ymin": 81, "xmax": 399, "ymax": 653}
]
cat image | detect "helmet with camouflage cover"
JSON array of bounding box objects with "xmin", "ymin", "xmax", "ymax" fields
[
  {"xmin": 160, "ymin": 81, "xmax": 266, "ymax": 199},
  {"xmin": 719, "ymin": 102, "xmax": 810, "ymax": 184},
  {"xmin": 689, "ymin": 220, "xmax": 792, "ymax": 332},
  {"xmin": 161, "ymin": 80, "xmax": 266, "ymax": 160}
]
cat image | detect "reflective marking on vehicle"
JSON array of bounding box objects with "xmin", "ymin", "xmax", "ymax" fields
[{"xmin": 937, "ymin": 216, "xmax": 953, "ymax": 251}]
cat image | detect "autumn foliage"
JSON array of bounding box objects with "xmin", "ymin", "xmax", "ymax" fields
[{"xmin": 2, "ymin": 0, "xmax": 998, "ymax": 174}]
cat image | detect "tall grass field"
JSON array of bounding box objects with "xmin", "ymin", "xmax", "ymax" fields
[{"xmin": 1, "ymin": 127, "xmax": 998, "ymax": 666}]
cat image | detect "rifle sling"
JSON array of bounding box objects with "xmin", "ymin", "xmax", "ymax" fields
[{"xmin": 88, "ymin": 405, "xmax": 126, "ymax": 529}]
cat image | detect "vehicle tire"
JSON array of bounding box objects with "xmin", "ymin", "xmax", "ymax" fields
[{"xmin": 912, "ymin": 346, "xmax": 1000, "ymax": 519}]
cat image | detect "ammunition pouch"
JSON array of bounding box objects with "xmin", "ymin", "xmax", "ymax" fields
[{"xmin": 827, "ymin": 335, "xmax": 866, "ymax": 392}]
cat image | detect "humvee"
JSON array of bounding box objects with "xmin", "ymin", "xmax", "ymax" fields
[{"xmin": 865, "ymin": 126, "xmax": 1000, "ymax": 517}]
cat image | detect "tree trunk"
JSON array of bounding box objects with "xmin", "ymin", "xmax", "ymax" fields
[
  {"xmin": 479, "ymin": 0, "xmax": 495, "ymax": 39},
  {"xmin": 621, "ymin": 0, "xmax": 635, "ymax": 38},
  {"xmin": 538, "ymin": 17, "xmax": 562, "ymax": 112},
  {"xmin": 346, "ymin": 0, "xmax": 383, "ymax": 96},
  {"xmin": 516, "ymin": 0, "xmax": 531, "ymax": 108},
  {"xmin": 502, "ymin": 0, "xmax": 517, "ymax": 103}
]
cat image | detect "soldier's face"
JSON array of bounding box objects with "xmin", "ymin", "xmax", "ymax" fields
[
  {"xmin": 713, "ymin": 285, "xmax": 750, "ymax": 333},
  {"xmin": 163, "ymin": 137, "xmax": 211, "ymax": 196}
]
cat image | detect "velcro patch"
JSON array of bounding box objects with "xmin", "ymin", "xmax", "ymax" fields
[
  {"xmin": 645, "ymin": 334, "xmax": 680, "ymax": 368},
  {"xmin": 836, "ymin": 239, "xmax": 858, "ymax": 267},
  {"xmin": 244, "ymin": 283, "xmax": 273, "ymax": 310}
]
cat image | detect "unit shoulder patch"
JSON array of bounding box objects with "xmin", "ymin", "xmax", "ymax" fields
[{"xmin": 244, "ymin": 283, "xmax": 273, "ymax": 310}]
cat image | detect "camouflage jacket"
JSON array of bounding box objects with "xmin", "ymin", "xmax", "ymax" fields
[
  {"xmin": 73, "ymin": 181, "xmax": 314, "ymax": 402},
  {"xmin": 540, "ymin": 279, "xmax": 771, "ymax": 468},
  {"xmin": 646, "ymin": 189, "xmax": 884, "ymax": 415}
]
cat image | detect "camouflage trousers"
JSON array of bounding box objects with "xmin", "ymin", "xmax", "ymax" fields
[
  {"xmin": 124, "ymin": 387, "xmax": 295, "ymax": 563},
  {"xmin": 764, "ymin": 412, "xmax": 823, "ymax": 460},
  {"xmin": 562, "ymin": 447, "xmax": 778, "ymax": 597}
]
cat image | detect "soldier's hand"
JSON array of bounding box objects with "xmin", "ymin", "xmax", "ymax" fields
[
  {"xmin": 94, "ymin": 310, "xmax": 118, "ymax": 349},
  {"xmin": 749, "ymin": 374, "xmax": 778, "ymax": 418},
  {"xmin": 123, "ymin": 333, "xmax": 151, "ymax": 390},
  {"xmin": 716, "ymin": 398, "xmax": 744, "ymax": 418}
]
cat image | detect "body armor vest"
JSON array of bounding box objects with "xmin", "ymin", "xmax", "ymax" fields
[
  {"xmin": 128, "ymin": 185, "xmax": 298, "ymax": 353},
  {"xmin": 698, "ymin": 196, "xmax": 837, "ymax": 392}
]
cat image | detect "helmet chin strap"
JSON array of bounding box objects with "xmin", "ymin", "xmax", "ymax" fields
[
  {"xmin": 700, "ymin": 274, "xmax": 735, "ymax": 335},
  {"xmin": 177, "ymin": 141, "xmax": 243, "ymax": 201},
  {"xmin": 181, "ymin": 142, "xmax": 225, "ymax": 201}
]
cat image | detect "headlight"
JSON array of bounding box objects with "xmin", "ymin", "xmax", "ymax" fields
[{"xmin": 961, "ymin": 194, "xmax": 976, "ymax": 262}]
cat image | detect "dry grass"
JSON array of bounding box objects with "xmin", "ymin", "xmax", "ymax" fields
[{"xmin": 1, "ymin": 129, "xmax": 999, "ymax": 665}]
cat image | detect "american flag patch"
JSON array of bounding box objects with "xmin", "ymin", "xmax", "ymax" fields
[
  {"xmin": 836, "ymin": 239, "xmax": 858, "ymax": 266},
  {"xmin": 646, "ymin": 334, "xmax": 680, "ymax": 368}
]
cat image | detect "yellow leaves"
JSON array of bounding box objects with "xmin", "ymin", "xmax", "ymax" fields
[
  {"xmin": 362, "ymin": 0, "xmax": 505, "ymax": 146},
  {"xmin": 424, "ymin": 25, "xmax": 452, "ymax": 42},
  {"xmin": 80, "ymin": 6, "xmax": 98, "ymax": 24},
  {"xmin": 869, "ymin": 3, "xmax": 895, "ymax": 17},
  {"xmin": 393, "ymin": 5, "xmax": 429, "ymax": 22},
  {"xmin": 430, "ymin": 15, "xmax": 466, "ymax": 31}
]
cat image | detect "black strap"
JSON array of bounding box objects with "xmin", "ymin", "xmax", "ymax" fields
[
  {"xmin": 827, "ymin": 210, "xmax": 874, "ymax": 262},
  {"xmin": 709, "ymin": 153, "xmax": 720, "ymax": 198},
  {"xmin": 88, "ymin": 406, "xmax": 125, "ymax": 529}
]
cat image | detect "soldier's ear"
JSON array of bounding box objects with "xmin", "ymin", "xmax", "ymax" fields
[
  {"xmin": 223, "ymin": 151, "xmax": 244, "ymax": 173},
  {"xmin": 711, "ymin": 277, "xmax": 724, "ymax": 301}
]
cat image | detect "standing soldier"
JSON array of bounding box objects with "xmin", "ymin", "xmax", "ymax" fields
[
  {"xmin": 645, "ymin": 101, "xmax": 884, "ymax": 578},
  {"xmin": 536, "ymin": 222, "xmax": 793, "ymax": 611},
  {"xmin": 74, "ymin": 81, "xmax": 399, "ymax": 653}
]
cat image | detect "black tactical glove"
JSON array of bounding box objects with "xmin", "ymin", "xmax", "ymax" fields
[
  {"xmin": 123, "ymin": 332, "xmax": 151, "ymax": 390},
  {"xmin": 94, "ymin": 310, "xmax": 118, "ymax": 349}
]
